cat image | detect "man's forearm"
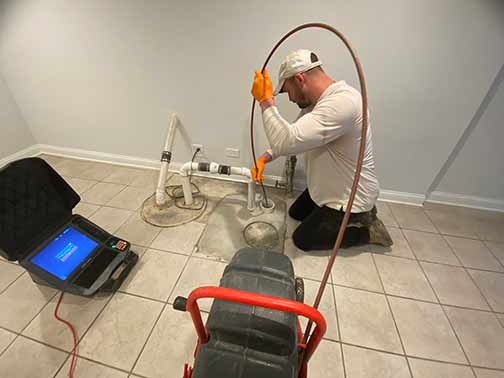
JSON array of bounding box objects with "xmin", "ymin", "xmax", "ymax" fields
[
  {"xmin": 260, "ymin": 97, "xmax": 275, "ymax": 112},
  {"xmin": 261, "ymin": 151, "xmax": 273, "ymax": 163}
]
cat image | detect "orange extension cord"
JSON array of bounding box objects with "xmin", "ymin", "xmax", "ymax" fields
[{"xmin": 54, "ymin": 292, "xmax": 78, "ymax": 378}]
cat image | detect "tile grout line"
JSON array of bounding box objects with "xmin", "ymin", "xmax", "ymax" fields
[
  {"xmin": 365, "ymin": 228, "xmax": 504, "ymax": 316},
  {"xmin": 128, "ymin": 228, "xmax": 198, "ymax": 377},
  {"xmin": 32, "ymin": 326, "xmax": 504, "ymax": 377},
  {"xmin": 4, "ymin": 333, "xmax": 76, "ymax": 378},
  {"xmin": 148, "ymin": 236, "xmax": 504, "ymax": 317},
  {"xmin": 384, "ymin": 202, "xmax": 401, "ymax": 230},
  {"xmin": 18, "ymin": 289, "xmax": 60, "ymax": 336},
  {"xmin": 330, "ymin": 273, "xmax": 348, "ymax": 378},
  {"xmin": 0, "ymin": 274, "xmax": 59, "ymax": 362},
  {"xmin": 370, "ymin": 252, "xmax": 415, "ymax": 378},
  {"xmin": 60, "ymin": 351, "xmax": 137, "ymax": 377},
  {"xmin": 301, "ymin": 265, "xmax": 504, "ymax": 317},
  {"xmin": 483, "ymin": 240, "xmax": 504, "ymax": 271},
  {"xmin": 441, "ymin": 233, "xmax": 504, "ymax": 329},
  {"xmin": 403, "ymin": 352, "xmax": 504, "ymax": 372},
  {"xmin": 0, "ymin": 327, "xmax": 20, "ymax": 361},
  {"xmin": 401, "ymin": 205, "xmax": 504, "ymax": 244},
  {"xmin": 75, "ymin": 178, "xmax": 100, "ymax": 197},
  {"xmin": 337, "ymin": 279, "xmax": 503, "ymax": 315},
  {"xmin": 400, "ymin": 222, "xmax": 479, "ymax": 372},
  {"xmin": 443, "ymin": 234, "xmax": 504, "ymax": 273},
  {"xmin": 336, "ymin": 339, "xmax": 496, "ymax": 369},
  {"xmin": 82, "ymin": 202, "xmax": 101, "ymax": 218},
  {"xmin": 127, "ymin": 301, "xmax": 167, "ymax": 377},
  {"xmin": 51, "ymin": 291, "xmax": 118, "ymax": 378},
  {"xmin": 0, "ymin": 270, "xmax": 26, "ymax": 296},
  {"xmin": 413, "ymin": 250, "xmax": 476, "ymax": 372},
  {"xmin": 53, "ymin": 291, "xmax": 119, "ymax": 376},
  {"xmin": 20, "ymin": 333, "xmax": 72, "ymax": 355},
  {"xmin": 422, "ymin": 209, "xmax": 481, "ymax": 242},
  {"xmin": 416, "ymin": 257, "xmax": 504, "ymax": 274},
  {"xmin": 358, "ymin": 236, "xmax": 504, "ymax": 274},
  {"xmin": 68, "ymin": 293, "xmax": 185, "ymax": 377},
  {"xmin": 116, "ymin": 290, "xmax": 166, "ymax": 305},
  {"xmin": 0, "ymin": 289, "xmax": 66, "ymax": 376},
  {"xmin": 375, "ymin": 247, "xmax": 441, "ymax": 305},
  {"xmin": 142, "ymin": 246, "xmax": 193, "ymax": 259},
  {"xmin": 104, "ymin": 186, "xmax": 156, "ymax": 213}
]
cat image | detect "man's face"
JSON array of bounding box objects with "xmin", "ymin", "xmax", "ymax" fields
[{"xmin": 282, "ymin": 74, "xmax": 311, "ymax": 109}]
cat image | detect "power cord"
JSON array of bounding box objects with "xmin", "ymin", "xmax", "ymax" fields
[
  {"xmin": 189, "ymin": 147, "xmax": 200, "ymax": 184},
  {"xmin": 166, "ymin": 147, "xmax": 206, "ymax": 210},
  {"xmin": 54, "ymin": 292, "xmax": 77, "ymax": 378}
]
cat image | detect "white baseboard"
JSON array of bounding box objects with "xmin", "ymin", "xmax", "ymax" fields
[
  {"xmin": 0, "ymin": 145, "xmax": 40, "ymax": 168},
  {"xmin": 35, "ymin": 144, "xmax": 430, "ymax": 207},
  {"xmin": 379, "ymin": 190, "xmax": 426, "ymax": 206},
  {"xmin": 38, "ymin": 144, "xmax": 161, "ymax": 170},
  {"xmin": 428, "ymin": 191, "xmax": 504, "ymax": 213}
]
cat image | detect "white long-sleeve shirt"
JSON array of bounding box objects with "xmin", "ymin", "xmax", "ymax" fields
[{"xmin": 262, "ymin": 80, "xmax": 379, "ymax": 213}]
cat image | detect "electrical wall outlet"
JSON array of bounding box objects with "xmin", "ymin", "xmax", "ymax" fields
[
  {"xmin": 226, "ymin": 148, "xmax": 240, "ymax": 158},
  {"xmin": 191, "ymin": 144, "xmax": 203, "ymax": 155}
]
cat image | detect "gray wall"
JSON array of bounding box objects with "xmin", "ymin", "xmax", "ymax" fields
[
  {"xmin": 0, "ymin": 71, "xmax": 35, "ymax": 159},
  {"xmin": 436, "ymin": 72, "xmax": 504, "ymax": 200},
  {"xmin": 1, "ymin": 0, "xmax": 503, "ymax": 197}
]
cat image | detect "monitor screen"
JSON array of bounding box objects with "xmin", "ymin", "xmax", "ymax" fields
[{"xmin": 31, "ymin": 227, "xmax": 98, "ymax": 280}]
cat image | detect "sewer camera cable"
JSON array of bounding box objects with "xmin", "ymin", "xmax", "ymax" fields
[{"xmin": 249, "ymin": 22, "xmax": 368, "ymax": 346}]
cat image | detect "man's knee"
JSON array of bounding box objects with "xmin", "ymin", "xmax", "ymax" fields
[
  {"xmin": 289, "ymin": 190, "xmax": 317, "ymax": 221},
  {"xmin": 289, "ymin": 204, "xmax": 305, "ymax": 221},
  {"xmin": 292, "ymin": 228, "xmax": 313, "ymax": 251}
]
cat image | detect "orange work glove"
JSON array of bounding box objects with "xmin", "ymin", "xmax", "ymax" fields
[
  {"xmin": 251, "ymin": 68, "xmax": 273, "ymax": 103},
  {"xmin": 251, "ymin": 155, "xmax": 267, "ymax": 183}
]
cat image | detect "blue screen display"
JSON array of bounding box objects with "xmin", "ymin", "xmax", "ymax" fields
[{"xmin": 31, "ymin": 227, "xmax": 98, "ymax": 280}]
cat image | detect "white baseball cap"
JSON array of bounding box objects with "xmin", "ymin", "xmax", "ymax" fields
[{"xmin": 273, "ymin": 49, "xmax": 323, "ymax": 96}]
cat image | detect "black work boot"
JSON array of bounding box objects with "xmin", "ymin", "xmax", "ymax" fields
[{"xmin": 368, "ymin": 217, "xmax": 393, "ymax": 247}]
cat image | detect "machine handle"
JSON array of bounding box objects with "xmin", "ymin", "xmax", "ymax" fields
[
  {"xmin": 101, "ymin": 251, "xmax": 138, "ymax": 292},
  {"xmin": 185, "ymin": 286, "xmax": 327, "ymax": 364},
  {"xmin": 173, "ymin": 296, "xmax": 188, "ymax": 312}
]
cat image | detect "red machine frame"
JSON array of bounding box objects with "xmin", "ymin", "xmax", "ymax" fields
[{"xmin": 181, "ymin": 286, "xmax": 327, "ymax": 378}]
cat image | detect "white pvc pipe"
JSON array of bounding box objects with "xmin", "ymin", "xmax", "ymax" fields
[
  {"xmin": 230, "ymin": 166, "xmax": 251, "ymax": 177},
  {"xmin": 156, "ymin": 114, "xmax": 178, "ymax": 206},
  {"xmin": 179, "ymin": 162, "xmax": 256, "ymax": 211},
  {"xmin": 180, "ymin": 162, "xmax": 199, "ymax": 206},
  {"xmin": 235, "ymin": 167, "xmax": 256, "ymax": 211}
]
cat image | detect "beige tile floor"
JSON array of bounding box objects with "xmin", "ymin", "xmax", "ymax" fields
[{"xmin": 0, "ymin": 155, "xmax": 503, "ymax": 378}]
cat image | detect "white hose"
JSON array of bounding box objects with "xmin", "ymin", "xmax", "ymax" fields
[{"xmin": 156, "ymin": 114, "xmax": 178, "ymax": 206}]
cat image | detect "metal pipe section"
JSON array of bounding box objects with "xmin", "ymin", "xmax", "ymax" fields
[
  {"xmin": 247, "ymin": 180, "xmax": 256, "ymax": 212},
  {"xmin": 155, "ymin": 113, "xmax": 178, "ymax": 206},
  {"xmin": 285, "ymin": 155, "xmax": 297, "ymax": 196},
  {"xmin": 179, "ymin": 161, "xmax": 255, "ymax": 210}
]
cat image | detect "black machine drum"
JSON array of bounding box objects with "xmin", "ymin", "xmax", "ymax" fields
[{"xmin": 192, "ymin": 248, "xmax": 299, "ymax": 378}]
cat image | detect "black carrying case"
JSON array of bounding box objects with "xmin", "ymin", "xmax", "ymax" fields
[{"xmin": 0, "ymin": 157, "xmax": 138, "ymax": 296}]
